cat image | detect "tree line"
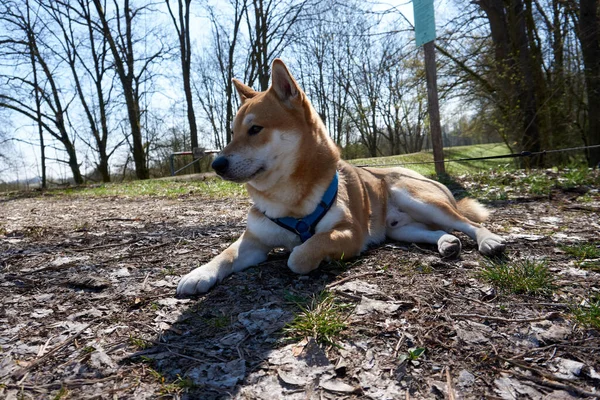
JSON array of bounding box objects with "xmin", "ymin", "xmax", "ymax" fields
[{"xmin": 0, "ymin": 0, "xmax": 598, "ymax": 186}]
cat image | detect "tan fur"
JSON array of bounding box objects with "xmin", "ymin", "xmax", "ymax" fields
[
  {"xmin": 177, "ymin": 59, "xmax": 505, "ymax": 295},
  {"xmin": 457, "ymin": 198, "xmax": 490, "ymax": 223}
]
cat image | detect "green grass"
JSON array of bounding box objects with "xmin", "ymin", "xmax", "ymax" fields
[
  {"xmin": 467, "ymin": 165, "xmax": 600, "ymax": 201},
  {"xmin": 573, "ymin": 295, "xmax": 600, "ymax": 330},
  {"xmin": 479, "ymin": 259, "xmax": 554, "ymax": 295},
  {"xmin": 562, "ymin": 242, "xmax": 600, "ymax": 260},
  {"xmin": 53, "ymin": 177, "xmax": 246, "ymax": 199},
  {"xmin": 563, "ymin": 242, "xmax": 600, "ymax": 272},
  {"xmin": 284, "ymin": 291, "xmax": 351, "ymax": 346},
  {"xmin": 349, "ymin": 143, "xmax": 511, "ymax": 176}
]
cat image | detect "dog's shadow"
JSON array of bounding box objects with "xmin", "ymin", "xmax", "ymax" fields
[{"xmin": 131, "ymin": 249, "xmax": 341, "ymax": 398}]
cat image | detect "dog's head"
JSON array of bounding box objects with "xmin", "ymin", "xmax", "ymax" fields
[{"xmin": 211, "ymin": 59, "xmax": 332, "ymax": 191}]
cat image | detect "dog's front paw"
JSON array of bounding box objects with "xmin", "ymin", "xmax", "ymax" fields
[
  {"xmin": 479, "ymin": 234, "xmax": 506, "ymax": 256},
  {"xmin": 287, "ymin": 246, "xmax": 321, "ymax": 275},
  {"xmin": 438, "ymin": 234, "xmax": 462, "ymax": 258},
  {"xmin": 177, "ymin": 266, "xmax": 218, "ymax": 296}
]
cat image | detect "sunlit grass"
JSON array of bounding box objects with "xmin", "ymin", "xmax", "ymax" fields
[
  {"xmin": 53, "ymin": 177, "xmax": 246, "ymax": 199},
  {"xmin": 572, "ymin": 295, "xmax": 600, "ymax": 330},
  {"xmin": 478, "ymin": 258, "xmax": 554, "ymax": 295},
  {"xmin": 284, "ymin": 291, "xmax": 351, "ymax": 346}
]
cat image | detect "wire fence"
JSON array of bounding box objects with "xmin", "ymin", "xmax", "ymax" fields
[{"xmin": 352, "ymin": 144, "xmax": 600, "ymax": 168}]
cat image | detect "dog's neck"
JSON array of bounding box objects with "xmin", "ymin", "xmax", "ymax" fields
[{"xmin": 246, "ymin": 121, "xmax": 339, "ymax": 219}]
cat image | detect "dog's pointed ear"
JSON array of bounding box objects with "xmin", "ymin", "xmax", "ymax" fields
[
  {"xmin": 270, "ymin": 59, "xmax": 301, "ymax": 105},
  {"xmin": 232, "ymin": 79, "xmax": 257, "ymax": 104}
]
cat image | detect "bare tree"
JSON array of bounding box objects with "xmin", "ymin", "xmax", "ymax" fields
[
  {"xmin": 0, "ymin": 0, "xmax": 83, "ymax": 184},
  {"xmin": 42, "ymin": 0, "xmax": 122, "ymax": 182},
  {"xmin": 92, "ymin": 0, "xmax": 165, "ymax": 180},
  {"xmin": 244, "ymin": 0, "xmax": 310, "ymax": 90},
  {"xmin": 578, "ymin": 0, "xmax": 600, "ymax": 166},
  {"xmin": 166, "ymin": 0, "xmax": 200, "ymax": 170}
]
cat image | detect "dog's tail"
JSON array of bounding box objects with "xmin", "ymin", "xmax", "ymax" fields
[{"xmin": 457, "ymin": 198, "xmax": 489, "ymax": 223}]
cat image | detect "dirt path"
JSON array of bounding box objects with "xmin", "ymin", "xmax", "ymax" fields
[{"xmin": 1, "ymin": 184, "xmax": 600, "ymax": 399}]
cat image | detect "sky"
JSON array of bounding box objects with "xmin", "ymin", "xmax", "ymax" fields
[{"xmin": 1, "ymin": 0, "xmax": 454, "ymax": 184}]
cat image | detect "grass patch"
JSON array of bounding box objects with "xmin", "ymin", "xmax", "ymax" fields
[
  {"xmin": 466, "ymin": 165, "xmax": 600, "ymax": 201},
  {"xmin": 562, "ymin": 242, "xmax": 600, "ymax": 260},
  {"xmin": 284, "ymin": 291, "xmax": 351, "ymax": 346},
  {"xmin": 479, "ymin": 259, "xmax": 554, "ymax": 295},
  {"xmin": 562, "ymin": 242, "xmax": 600, "ymax": 271},
  {"xmin": 53, "ymin": 177, "xmax": 246, "ymax": 199},
  {"xmin": 572, "ymin": 295, "xmax": 600, "ymax": 330}
]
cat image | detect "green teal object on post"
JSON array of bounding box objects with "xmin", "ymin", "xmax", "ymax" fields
[{"xmin": 413, "ymin": 0, "xmax": 436, "ymax": 46}]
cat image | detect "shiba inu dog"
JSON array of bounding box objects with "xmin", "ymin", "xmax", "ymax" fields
[{"xmin": 177, "ymin": 59, "xmax": 505, "ymax": 295}]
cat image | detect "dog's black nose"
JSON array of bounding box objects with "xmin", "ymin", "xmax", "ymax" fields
[{"xmin": 211, "ymin": 156, "xmax": 229, "ymax": 174}]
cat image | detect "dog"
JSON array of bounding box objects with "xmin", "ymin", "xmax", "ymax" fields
[{"xmin": 177, "ymin": 59, "xmax": 505, "ymax": 295}]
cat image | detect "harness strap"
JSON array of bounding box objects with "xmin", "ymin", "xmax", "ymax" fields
[{"xmin": 268, "ymin": 171, "xmax": 339, "ymax": 242}]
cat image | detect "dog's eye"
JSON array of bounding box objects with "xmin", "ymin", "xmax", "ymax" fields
[{"xmin": 248, "ymin": 125, "xmax": 263, "ymax": 135}]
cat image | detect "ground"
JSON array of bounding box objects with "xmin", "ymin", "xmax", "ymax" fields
[{"xmin": 1, "ymin": 169, "xmax": 600, "ymax": 399}]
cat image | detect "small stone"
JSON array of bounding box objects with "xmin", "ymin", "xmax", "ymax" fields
[
  {"xmin": 320, "ymin": 378, "xmax": 357, "ymax": 393},
  {"xmin": 355, "ymin": 296, "xmax": 401, "ymax": 315},
  {"xmin": 539, "ymin": 324, "xmax": 571, "ymax": 343},
  {"xmin": 543, "ymin": 390, "xmax": 578, "ymax": 400},
  {"xmin": 277, "ymin": 369, "xmax": 307, "ymax": 387},
  {"xmin": 458, "ymin": 369, "xmax": 475, "ymax": 387},
  {"xmin": 456, "ymin": 327, "xmax": 489, "ymax": 345},
  {"xmin": 553, "ymin": 357, "xmax": 584, "ymax": 379}
]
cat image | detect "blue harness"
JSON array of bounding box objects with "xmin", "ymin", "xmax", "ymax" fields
[{"xmin": 268, "ymin": 171, "xmax": 339, "ymax": 242}]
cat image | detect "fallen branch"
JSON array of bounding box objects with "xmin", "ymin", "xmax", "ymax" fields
[
  {"xmin": 500, "ymin": 369, "xmax": 600, "ymax": 399},
  {"xmin": 499, "ymin": 357, "xmax": 587, "ymax": 386},
  {"xmin": 450, "ymin": 312, "xmax": 560, "ymax": 323},
  {"xmin": 445, "ymin": 367, "xmax": 456, "ymax": 400},
  {"xmin": 4, "ymin": 375, "xmax": 118, "ymax": 391},
  {"xmin": 11, "ymin": 324, "xmax": 91, "ymax": 380},
  {"xmin": 67, "ymin": 238, "xmax": 140, "ymax": 252}
]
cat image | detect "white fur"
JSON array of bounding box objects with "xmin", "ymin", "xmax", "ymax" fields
[
  {"xmin": 247, "ymin": 209, "xmax": 300, "ymax": 250},
  {"xmin": 243, "ymin": 113, "xmax": 255, "ymax": 126}
]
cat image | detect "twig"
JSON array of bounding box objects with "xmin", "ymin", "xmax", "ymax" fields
[
  {"xmin": 439, "ymin": 288, "xmax": 495, "ymax": 308},
  {"xmin": 4, "ymin": 375, "xmax": 118, "ymax": 390},
  {"xmin": 334, "ymin": 291, "xmax": 362, "ymax": 301},
  {"xmin": 10, "ymin": 323, "xmax": 91, "ymax": 380},
  {"xmin": 128, "ymin": 338, "xmax": 228, "ymax": 362},
  {"xmin": 450, "ymin": 312, "xmax": 560, "ymax": 323},
  {"xmin": 499, "ymin": 356, "xmax": 582, "ymax": 385},
  {"xmin": 499, "ymin": 369, "xmax": 600, "ymax": 398},
  {"xmin": 165, "ymin": 348, "xmax": 211, "ymax": 364},
  {"xmin": 564, "ymin": 205, "xmax": 600, "ymax": 213},
  {"xmin": 67, "ymin": 238, "xmax": 140, "ymax": 252},
  {"xmin": 97, "ymin": 218, "xmax": 140, "ymax": 222},
  {"xmin": 393, "ymin": 332, "xmax": 405, "ymax": 358},
  {"xmin": 142, "ymin": 272, "xmax": 151, "ymax": 291},
  {"xmin": 326, "ymin": 271, "xmax": 385, "ymax": 288},
  {"xmin": 236, "ymin": 333, "xmax": 250, "ymax": 360},
  {"xmin": 445, "ymin": 367, "xmax": 456, "ymax": 400}
]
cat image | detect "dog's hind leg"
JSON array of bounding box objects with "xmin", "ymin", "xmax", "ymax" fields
[
  {"xmin": 390, "ymin": 189, "xmax": 505, "ymax": 256},
  {"xmin": 387, "ymin": 222, "xmax": 462, "ymax": 258}
]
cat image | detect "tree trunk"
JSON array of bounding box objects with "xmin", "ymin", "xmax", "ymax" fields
[
  {"xmin": 93, "ymin": 0, "xmax": 149, "ymax": 179},
  {"xmin": 580, "ymin": 0, "xmax": 600, "ymax": 167},
  {"xmin": 168, "ymin": 0, "xmax": 200, "ymax": 171},
  {"xmin": 478, "ymin": 0, "xmax": 542, "ymax": 165},
  {"xmin": 27, "ymin": 1, "xmax": 46, "ymax": 189}
]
